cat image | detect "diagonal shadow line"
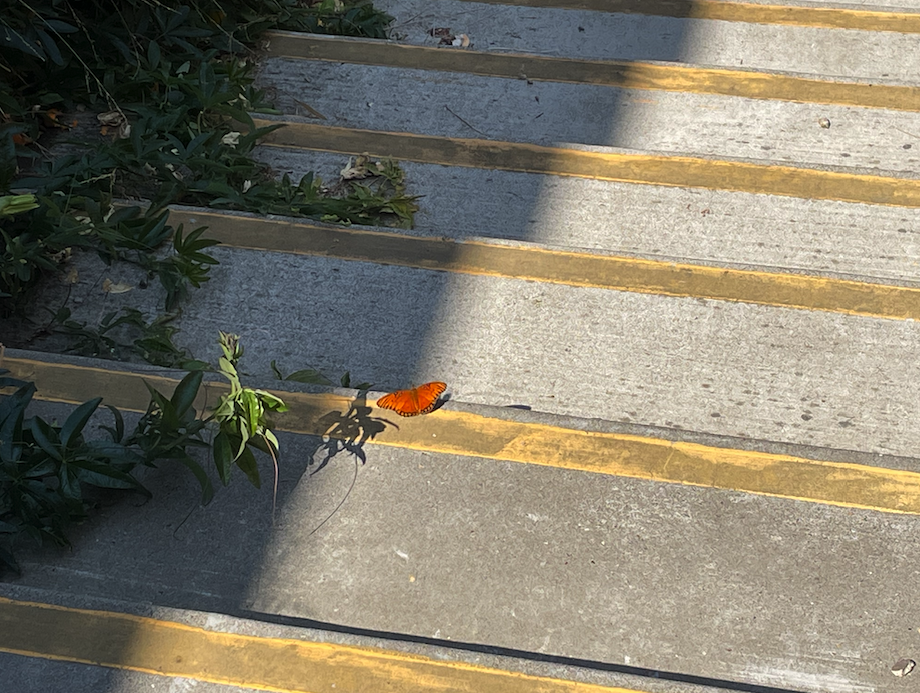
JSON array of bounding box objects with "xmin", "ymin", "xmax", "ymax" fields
[{"xmin": 221, "ymin": 605, "xmax": 809, "ymax": 693}]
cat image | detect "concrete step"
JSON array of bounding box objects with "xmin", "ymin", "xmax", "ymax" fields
[
  {"xmin": 375, "ymin": 0, "xmax": 920, "ymax": 78},
  {"xmin": 22, "ymin": 205, "xmax": 920, "ymax": 459},
  {"xmin": 3, "ymin": 585, "xmax": 697, "ymax": 693},
  {"xmin": 258, "ymin": 54, "xmax": 920, "ymax": 173},
  {"xmin": 5, "ymin": 0, "xmax": 920, "ymax": 690},
  {"xmin": 3, "ymin": 350, "xmax": 920, "ymax": 693}
]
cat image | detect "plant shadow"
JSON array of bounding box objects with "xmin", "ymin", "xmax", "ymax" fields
[{"xmin": 308, "ymin": 391, "xmax": 394, "ymax": 477}]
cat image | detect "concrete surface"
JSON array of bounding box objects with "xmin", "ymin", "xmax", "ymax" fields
[
  {"xmin": 5, "ymin": 0, "xmax": 920, "ymax": 690},
  {"xmin": 257, "ymin": 149, "xmax": 920, "ymax": 283},
  {"xmin": 257, "ymin": 60, "xmax": 920, "ymax": 173},
  {"xmin": 3, "ymin": 396, "xmax": 919, "ymax": 693},
  {"xmin": 378, "ymin": 0, "xmax": 920, "ymax": 79}
]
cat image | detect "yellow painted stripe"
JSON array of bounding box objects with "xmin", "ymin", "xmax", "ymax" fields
[
  {"xmin": 265, "ymin": 33, "xmax": 920, "ymax": 111},
  {"xmin": 253, "ymin": 120, "xmax": 920, "ymax": 208},
  {"xmin": 458, "ymin": 0, "xmax": 920, "ymax": 32},
  {"xmin": 0, "ymin": 597, "xmax": 635, "ymax": 693},
  {"xmin": 170, "ymin": 208, "xmax": 920, "ymax": 321},
  {"xmin": 5, "ymin": 356, "xmax": 920, "ymax": 515}
]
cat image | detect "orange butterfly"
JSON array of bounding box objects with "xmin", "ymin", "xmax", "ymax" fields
[{"xmin": 376, "ymin": 381, "xmax": 447, "ymax": 417}]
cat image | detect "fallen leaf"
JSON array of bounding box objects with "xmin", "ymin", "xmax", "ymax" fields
[
  {"xmin": 429, "ymin": 27, "xmax": 452, "ymax": 37},
  {"xmin": 97, "ymin": 110, "xmax": 131, "ymax": 139},
  {"xmin": 340, "ymin": 155, "xmax": 374, "ymax": 180},
  {"xmin": 64, "ymin": 268, "xmax": 79, "ymax": 284},
  {"xmin": 49, "ymin": 247, "xmax": 72, "ymax": 264},
  {"xmin": 97, "ymin": 110, "xmax": 124, "ymax": 126},
  {"xmin": 102, "ymin": 278, "xmax": 134, "ymax": 294},
  {"xmin": 451, "ymin": 33, "xmax": 470, "ymax": 47},
  {"xmin": 892, "ymin": 659, "xmax": 915, "ymax": 677}
]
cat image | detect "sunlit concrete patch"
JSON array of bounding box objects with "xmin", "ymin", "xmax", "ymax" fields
[
  {"xmin": 743, "ymin": 663, "xmax": 875, "ymax": 693},
  {"xmin": 376, "ymin": 0, "xmax": 920, "ymax": 79},
  {"xmin": 444, "ymin": 0, "xmax": 920, "ymax": 32}
]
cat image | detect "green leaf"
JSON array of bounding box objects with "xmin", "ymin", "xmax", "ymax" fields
[
  {"xmin": 262, "ymin": 429, "xmax": 280, "ymax": 453},
  {"xmin": 58, "ymin": 465, "xmax": 81, "ymax": 499},
  {"xmin": 101, "ymin": 404, "xmax": 125, "ymax": 442},
  {"xmin": 176, "ymin": 454, "xmax": 214, "ymax": 505},
  {"xmin": 29, "ymin": 417, "xmax": 63, "ymax": 462},
  {"xmin": 256, "ymin": 390, "xmax": 288, "ymax": 413},
  {"xmin": 71, "ymin": 460, "xmax": 150, "ymax": 497},
  {"xmin": 171, "ymin": 370, "xmax": 202, "ymax": 417},
  {"xmin": 0, "ymin": 545, "xmax": 20, "ymax": 575},
  {"xmin": 147, "ymin": 40, "xmax": 161, "ymax": 68},
  {"xmin": 234, "ymin": 446, "xmax": 260, "ymax": 488},
  {"xmin": 61, "ymin": 397, "xmax": 102, "ymax": 451},
  {"xmin": 35, "ymin": 28, "xmax": 64, "ymax": 66},
  {"xmin": 213, "ymin": 431, "xmax": 233, "ymax": 486},
  {"xmin": 285, "ymin": 369, "xmax": 331, "ymax": 385}
]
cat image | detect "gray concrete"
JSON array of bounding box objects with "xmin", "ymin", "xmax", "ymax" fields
[
  {"xmin": 257, "ymin": 148, "xmax": 920, "ymax": 283},
  {"xmin": 3, "ymin": 397, "xmax": 919, "ymax": 693},
  {"xmin": 258, "ymin": 59, "xmax": 920, "ymax": 173},
  {"xmin": 379, "ymin": 0, "xmax": 920, "ymax": 80},
  {"xmin": 6, "ymin": 0, "xmax": 920, "ymax": 690},
  {"xmin": 14, "ymin": 232, "xmax": 920, "ymax": 461},
  {"xmin": 0, "ymin": 582, "xmax": 731, "ymax": 693}
]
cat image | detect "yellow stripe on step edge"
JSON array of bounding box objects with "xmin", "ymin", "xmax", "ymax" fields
[
  {"xmin": 4, "ymin": 356, "xmax": 920, "ymax": 516},
  {"xmin": 252, "ymin": 121, "xmax": 920, "ymax": 208},
  {"xmin": 265, "ymin": 33, "xmax": 920, "ymax": 112},
  {"xmin": 0, "ymin": 596, "xmax": 643, "ymax": 693}
]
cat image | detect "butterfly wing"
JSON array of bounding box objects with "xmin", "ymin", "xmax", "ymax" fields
[
  {"xmin": 376, "ymin": 389, "xmax": 408, "ymax": 414},
  {"xmin": 413, "ymin": 381, "xmax": 447, "ymax": 415},
  {"xmin": 378, "ymin": 381, "xmax": 447, "ymax": 417}
]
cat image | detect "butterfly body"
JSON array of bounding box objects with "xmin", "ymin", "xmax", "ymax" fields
[{"xmin": 377, "ymin": 381, "xmax": 447, "ymax": 417}]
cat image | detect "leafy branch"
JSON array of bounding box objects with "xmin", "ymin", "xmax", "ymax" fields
[{"xmin": 0, "ymin": 332, "xmax": 290, "ymax": 575}]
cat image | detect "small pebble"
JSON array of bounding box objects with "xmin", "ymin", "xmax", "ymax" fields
[
  {"xmin": 891, "ymin": 658, "xmax": 915, "ymax": 677},
  {"xmin": 818, "ymin": 117, "xmax": 831, "ymax": 128}
]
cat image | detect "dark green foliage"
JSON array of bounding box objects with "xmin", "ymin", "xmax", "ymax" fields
[
  {"xmin": 0, "ymin": 332, "xmax": 291, "ymax": 575},
  {"xmin": 0, "ymin": 0, "xmax": 410, "ymax": 320},
  {"xmin": 0, "ymin": 369, "xmax": 150, "ymax": 575},
  {"xmin": 50, "ymin": 306, "xmax": 204, "ymax": 368}
]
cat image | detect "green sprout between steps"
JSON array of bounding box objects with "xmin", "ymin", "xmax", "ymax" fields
[{"xmin": 0, "ymin": 332, "xmax": 287, "ymax": 576}]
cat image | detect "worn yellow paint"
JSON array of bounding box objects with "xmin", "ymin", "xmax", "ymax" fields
[
  {"xmin": 455, "ymin": 0, "xmax": 920, "ymax": 32},
  {"xmin": 265, "ymin": 33, "xmax": 920, "ymax": 111},
  {"xmin": 5, "ymin": 356, "xmax": 920, "ymax": 515},
  {"xmin": 252, "ymin": 120, "xmax": 920, "ymax": 208},
  {"xmin": 0, "ymin": 597, "xmax": 637, "ymax": 692},
  {"xmin": 169, "ymin": 208, "xmax": 920, "ymax": 321}
]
